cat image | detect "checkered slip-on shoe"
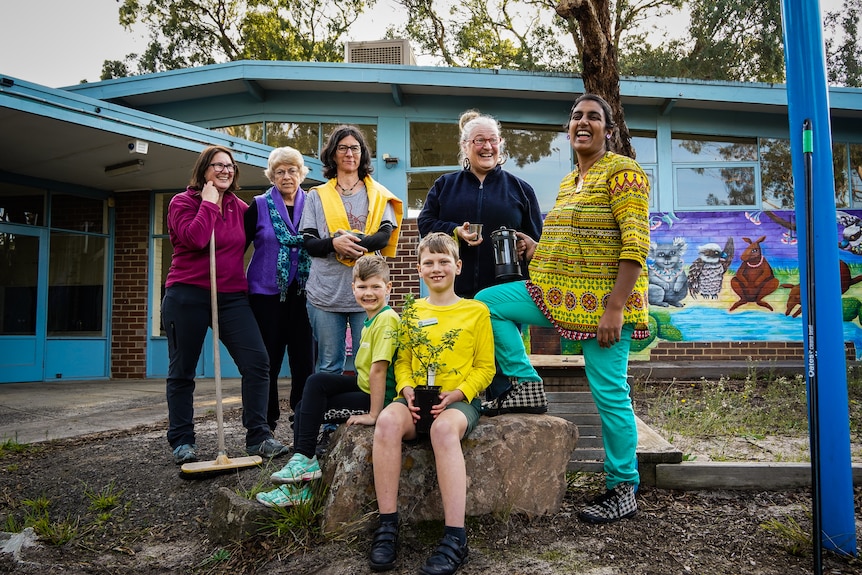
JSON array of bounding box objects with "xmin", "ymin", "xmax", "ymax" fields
[
  {"xmin": 578, "ymin": 482, "xmax": 638, "ymax": 524},
  {"xmin": 481, "ymin": 379, "xmax": 548, "ymax": 416}
]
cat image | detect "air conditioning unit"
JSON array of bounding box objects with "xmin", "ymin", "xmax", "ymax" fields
[{"xmin": 345, "ymin": 39, "xmax": 416, "ymax": 66}]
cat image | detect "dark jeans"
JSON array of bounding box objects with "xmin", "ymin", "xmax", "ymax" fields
[
  {"xmin": 293, "ymin": 372, "xmax": 370, "ymax": 458},
  {"xmin": 162, "ymin": 283, "xmax": 271, "ymax": 449},
  {"xmin": 249, "ymin": 285, "xmax": 315, "ymax": 430}
]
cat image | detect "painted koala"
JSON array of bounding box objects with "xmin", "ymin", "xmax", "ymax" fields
[
  {"xmin": 648, "ymin": 237, "xmax": 689, "ymax": 307},
  {"xmin": 837, "ymin": 211, "xmax": 862, "ymax": 255}
]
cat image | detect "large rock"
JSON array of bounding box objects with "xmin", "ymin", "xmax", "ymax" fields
[
  {"xmin": 209, "ymin": 486, "xmax": 278, "ymax": 545},
  {"xmin": 320, "ymin": 414, "xmax": 578, "ymax": 534}
]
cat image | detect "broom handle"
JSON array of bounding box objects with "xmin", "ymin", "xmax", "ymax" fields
[{"xmin": 210, "ymin": 230, "xmax": 226, "ymax": 455}]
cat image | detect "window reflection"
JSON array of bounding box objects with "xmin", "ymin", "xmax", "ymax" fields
[
  {"xmin": 213, "ymin": 123, "xmax": 264, "ymax": 144},
  {"xmin": 410, "ymin": 123, "xmax": 460, "ymax": 167},
  {"xmin": 0, "ymin": 233, "xmax": 38, "ymax": 335},
  {"xmin": 51, "ymin": 193, "xmax": 107, "ymax": 233},
  {"xmin": 406, "ymin": 171, "xmax": 449, "ymax": 217},
  {"xmin": 760, "ymin": 138, "xmax": 794, "ymax": 210},
  {"xmin": 0, "ymin": 185, "xmax": 46, "ymax": 226},
  {"xmin": 672, "ymin": 135, "xmax": 757, "ymax": 162},
  {"xmin": 502, "ymin": 129, "xmax": 570, "ymax": 213},
  {"xmin": 215, "ymin": 121, "xmax": 378, "ymax": 158},
  {"xmin": 676, "ymin": 167, "xmax": 756, "ymax": 208},
  {"xmin": 852, "ymin": 144, "xmax": 862, "ymax": 208},
  {"xmin": 48, "ymin": 232, "xmax": 107, "ymax": 335}
]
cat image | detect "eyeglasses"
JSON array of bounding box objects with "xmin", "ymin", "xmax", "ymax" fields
[
  {"xmin": 336, "ymin": 145, "xmax": 362, "ymax": 155},
  {"xmin": 471, "ymin": 137, "xmax": 500, "ymax": 147},
  {"xmin": 274, "ymin": 167, "xmax": 301, "ymax": 178},
  {"xmin": 209, "ymin": 162, "xmax": 236, "ymax": 173}
]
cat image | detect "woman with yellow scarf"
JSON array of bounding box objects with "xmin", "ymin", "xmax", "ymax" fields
[{"xmin": 299, "ymin": 125, "xmax": 403, "ymax": 374}]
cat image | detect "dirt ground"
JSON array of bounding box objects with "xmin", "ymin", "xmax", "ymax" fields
[{"xmin": 1, "ymin": 383, "xmax": 861, "ymax": 575}]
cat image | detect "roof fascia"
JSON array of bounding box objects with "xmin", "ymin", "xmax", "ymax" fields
[
  {"xmin": 0, "ymin": 75, "xmax": 273, "ymax": 165},
  {"xmin": 63, "ymin": 61, "xmax": 862, "ymax": 114}
]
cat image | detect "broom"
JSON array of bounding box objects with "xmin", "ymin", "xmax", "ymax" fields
[{"xmin": 182, "ymin": 230, "xmax": 263, "ymax": 476}]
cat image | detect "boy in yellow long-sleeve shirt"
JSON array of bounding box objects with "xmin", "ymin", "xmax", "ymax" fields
[{"xmin": 368, "ymin": 232, "xmax": 494, "ymax": 575}]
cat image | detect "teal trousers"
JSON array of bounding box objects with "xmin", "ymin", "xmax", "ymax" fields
[{"xmin": 476, "ymin": 281, "xmax": 639, "ymax": 488}]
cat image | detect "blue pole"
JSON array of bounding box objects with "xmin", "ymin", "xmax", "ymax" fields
[{"xmin": 780, "ymin": 0, "xmax": 858, "ymax": 558}]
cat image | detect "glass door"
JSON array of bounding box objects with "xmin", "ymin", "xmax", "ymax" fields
[{"xmin": 0, "ymin": 224, "xmax": 47, "ymax": 382}]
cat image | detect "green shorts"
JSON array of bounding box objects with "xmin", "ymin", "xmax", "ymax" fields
[{"xmin": 395, "ymin": 397, "xmax": 482, "ymax": 437}]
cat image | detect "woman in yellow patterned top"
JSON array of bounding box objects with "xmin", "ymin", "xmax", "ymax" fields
[{"xmin": 476, "ymin": 93, "xmax": 650, "ymax": 525}]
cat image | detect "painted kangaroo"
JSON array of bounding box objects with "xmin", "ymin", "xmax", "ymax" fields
[
  {"xmin": 729, "ymin": 236, "xmax": 779, "ymax": 312},
  {"xmin": 782, "ymin": 260, "xmax": 862, "ymax": 318}
]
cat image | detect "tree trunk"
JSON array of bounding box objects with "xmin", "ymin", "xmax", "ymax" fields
[{"xmin": 555, "ymin": 0, "xmax": 635, "ymax": 159}]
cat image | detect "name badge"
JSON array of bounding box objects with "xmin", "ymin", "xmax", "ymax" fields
[{"xmin": 417, "ymin": 318, "xmax": 438, "ymax": 328}]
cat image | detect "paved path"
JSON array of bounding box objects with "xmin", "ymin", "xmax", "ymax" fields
[{"xmin": 0, "ymin": 378, "xmax": 243, "ymax": 444}]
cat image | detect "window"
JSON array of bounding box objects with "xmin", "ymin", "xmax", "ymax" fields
[
  {"xmin": 501, "ymin": 127, "xmax": 571, "ymax": 213},
  {"xmin": 759, "ymin": 138, "xmax": 793, "ymax": 210},
  {"xmin": 48, "ymin": 232, "xmax": 107, "ymax": 335},
  {"xmin": 214, "ymin": 121, "xmax": 377, "ymax": 158},
  {"xmin": 410, "ymin": 122, "xmax": 460, "ymax": 168},
  {"xmin": 631, "ymin": 132, "xmax": 657, "ymax": 211},
  {"xmin": 0, "ymin": 184, "xmax": 45, "ymax": 226},
  {"xmin": 215, "ymin": 122, "xmax": 264, "ymax": 144},
  {"xmin": 852, "ymin": 144, "xmax": 862, "ymax": 207},
  {"xmin": 406, "ymin": 121, "xmax": 573, "ymax": 216},
  {"xmin": 672, "ymin": 135, "xmax": 758, "ymax": 210},
  {"xmin": 49, "ymin": 192, "xmax": 109, "ymax": 335}
]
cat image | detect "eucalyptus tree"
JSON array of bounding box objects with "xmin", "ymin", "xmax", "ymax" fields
[
  {"xmin": 825, "ymin": 0, "xmax": 862, "ymax": 87},
  {"xmin": 101, "ymin": 0, "xmax": 373, "ymax": 79}
]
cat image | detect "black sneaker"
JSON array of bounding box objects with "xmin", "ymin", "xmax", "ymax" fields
[
  {"xmin": 246, "ymin": 437, "xmax": 291, "ymax": 458},
  {"xmin": 578, "ymin": 482, "xmax": 638, "ymax": 524},
  {"xmin": 369, "ymin": 522, "xmax": 398, "ymax": 571},
  {"xmin": 418, "ymin": 533, "xmax": 468, "ymax": 575}
]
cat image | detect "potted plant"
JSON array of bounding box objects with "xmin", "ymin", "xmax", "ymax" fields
[{"xmin": 391, "ymin": 294, "xmax": 461, "ymax": 433}]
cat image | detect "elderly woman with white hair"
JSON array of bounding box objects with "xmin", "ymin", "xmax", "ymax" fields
[
  {"xmin": 418, "ymin": 110, "xmax": 543, "ymax": 406},
  {"xmin": 418, "ymin": 110, "xmax": 542, "ymax": 299},
  {"xmin": 245, "ymin": 146, "xmax": 315, "ymax": 436}
]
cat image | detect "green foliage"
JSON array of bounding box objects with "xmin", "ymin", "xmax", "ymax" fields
[
  {"xmin": 19, "ymin": 496, "xmax": 79, "ymax": 545},
  {"xmin": 83, "ymin": 481, "xmax": 125, "ymax": 513},
  {"xmin": 760, "ymin": 516, "xmax": 811, "ymax": 556},
  {"xmin": 196, "ymin": 547, "xmax": 232, "ymax": 568},
  {"xmin": 842, "ymin": 297, "xmax": 861, "ymax": 323},
  {"xmin": 104, "ymin": 0, "xmax": 372, "ymax": 78},
  {"xmin": 0, "ymin": 438, "xmax": 30, "ymax": 457},
  {"xmin": 636, "ymin": 373, "xmax": 812, "ymax": 452},
  {"xmin": 255, "ymin": 481, "xmax": 328, "ymax": 552},
  {"xmin": 619, "ymin": 0, "xmax": 786, "ymax": 83},
  {"xmin": 825, "ymin": 0, "xmax": 862, "ymax": 87},
  {"xmin": 2, "ymin": 481, "xmax": 135, "ymax": 547},
  {"xmin": 391, "ymin": 294, "xmax": 462, "ymax": 387}
]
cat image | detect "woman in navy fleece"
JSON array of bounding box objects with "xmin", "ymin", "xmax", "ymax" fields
[{"xmin": 417, "ymin": 110, "xmax": 542, "ymax": 299}]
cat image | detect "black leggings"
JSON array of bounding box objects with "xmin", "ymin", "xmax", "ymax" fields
[{"xmin": 293, "ymin": 372, "xmax": 370, "ymax": 458}]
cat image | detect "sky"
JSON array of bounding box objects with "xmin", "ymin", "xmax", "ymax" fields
[{"xmin": 0, "ymin": 0, "xmax": 845, "ymax": 89}]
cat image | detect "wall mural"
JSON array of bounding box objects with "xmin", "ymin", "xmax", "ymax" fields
[{"xmin": 563, "ymin": 209, "xmax": 862, "ymax": 359}]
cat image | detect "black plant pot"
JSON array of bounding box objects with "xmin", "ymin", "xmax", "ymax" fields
[{"xmin": 413, "ymin": 385, "xmax": 442, "ymax": 435}]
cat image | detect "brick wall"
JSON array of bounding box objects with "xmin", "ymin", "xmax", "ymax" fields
[
  {"xmin": 389, "ymin": 219, "xmax": 422, "ymax": 308},
  {"xmin": 111, "ymin": 194, "xmax": 149, "ymax": 378},
  {"xmin": 529, "ymin": 326, "xmax": 856, "ymax": 364}
]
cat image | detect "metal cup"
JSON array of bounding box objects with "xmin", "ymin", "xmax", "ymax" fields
[{"xmin": 466, "ymin": 223, "xmax": 483, "ymax": 239}]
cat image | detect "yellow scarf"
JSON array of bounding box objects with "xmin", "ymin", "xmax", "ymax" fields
[{"xmin": 316, "ymin": 176, "xmax": 403, "ymax": 266}]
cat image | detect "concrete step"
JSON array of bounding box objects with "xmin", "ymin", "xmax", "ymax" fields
[{"xmin": 544, "ymin": 386, "xmax": 683, "ymax": 484}]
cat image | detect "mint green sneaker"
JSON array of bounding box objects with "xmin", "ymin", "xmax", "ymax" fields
[
  {"xmin": 255, "ymin": 484, "xmax": 313, "ymax": 508},
  {"xmin": 270, "ymin": 453, "xmax": 322, "ymax": 484}
]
